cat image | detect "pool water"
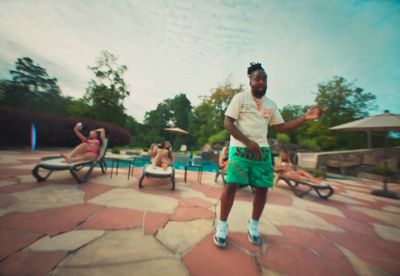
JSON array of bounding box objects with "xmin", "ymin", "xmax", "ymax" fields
[{"xmin": 106, "ymin": 157, "xmax": 219, "ymax": 173}]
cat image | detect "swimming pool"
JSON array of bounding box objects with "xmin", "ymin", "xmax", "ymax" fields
[{"xmin": 105, "ymin": 157, "xmax": 219, "ymax": 172}]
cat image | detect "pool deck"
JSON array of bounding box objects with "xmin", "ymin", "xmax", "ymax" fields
[{"xmin": 0, "ymin": 149, "xmax": 400, "ymax": 276}]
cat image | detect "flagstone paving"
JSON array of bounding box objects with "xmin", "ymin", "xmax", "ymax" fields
[
  {"xmin": 0, "ymin": 149, "xmax": 399, "ymax": 275},
  {"xmin": 28, "ymin": 230, "xmax": 105, "ymax": 251},
  {"xmin": 156, "ymin": 219, "xmax": 213, "ymax": 254}
]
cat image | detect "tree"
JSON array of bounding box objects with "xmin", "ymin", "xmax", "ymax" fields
[
  {"xmin": 10, "ymin": 57, "xmax": 60, "ymax": 94},
  {"xmin": 315, "ymin": 76, "xmax": 377, "ymax": 126},
  {"xmin": 66, "ymin": 97, "xmax": 92, "ymax": 118},
  {"xmin": 141, "ymin": 94, "xmax": 193, "ymax": 149},
  {"xmin": 169, "ymin": 94, "xmax": 192, "ymax": 130},
  {"xmin": 189, "ymin": 100, "xmax": 221, "ymax": 147},
  {"xmin": 125, "ymin": 115, "xmax": 146, "ymax": 147},
  {"xmin": 279, "ymin": 105, "xmax": 310, "ymax": 144},
  {"xmin": 312, "ymin": 76, "xmax": 377, "ymax": 150},
  {"xmin": 0, "ymin": 57, "xmax": 67, "ymax": 115},
  {"xmin": 188, "ymin": 79, "xmax": 243, "ymax": 148},
  {"xmin": 143, "ymin": 101, "xmax": 173, "ymax": 145},
  {"xmin": 84, "ymin": 51, "xmax": 130, "ymax": 126},
  {"xmin": 209, "ymin": 78, "xmax": 244, "ymax": 123}
]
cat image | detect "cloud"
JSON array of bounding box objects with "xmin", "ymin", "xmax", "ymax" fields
[{"xmin": 0, "ymin": 0, "xmax": 399, "ymax": 122}]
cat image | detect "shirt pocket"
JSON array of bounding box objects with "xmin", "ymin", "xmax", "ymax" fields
[{"xmin": 240, "ymin": 103, "xmax": 256, "ymax": 113}]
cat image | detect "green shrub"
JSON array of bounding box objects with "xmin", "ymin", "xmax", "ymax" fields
[
  {"xmin": 208, "ymin": 129, "xmax": 229, "ymax": 146},
  {"xmin": 372, "ymin": 165, "xmax": 394, "ymax": 176},
  {"xmin": 309, "ymin": 168, "xmax": 326, "ymax": 178},
  {"xmin": 298, "ymin": 138, "xmax": 319, "ymax": 151},
  {"xmin": 0, "ymin": 104, "xmax": 131, "ymax": 148},
  {"xmin": 112, "ymin": 147, "xmax": 120, "ymax": 154},
  {"xmin": 276, "ymin": 133, "xmax": 290, "ymax": 143}
]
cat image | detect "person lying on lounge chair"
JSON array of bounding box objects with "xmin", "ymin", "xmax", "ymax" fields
[
  {"xmin": 274, "ymin": 150, "xmax": 326, "ymax": 185},
  {"xmin": 60, "ymin": 123, "xmax": 106, "ymax": 163},
  {"xmin": 152, "ymin": 141, "xmax": 174, "ymax": 170},
  {"xmin": 149, "ymin": 143, "xmax": 159, "ymax": 160},
  {"xmin": 218, "ymin": 143, "xmax": 229, "ymax": 173}
]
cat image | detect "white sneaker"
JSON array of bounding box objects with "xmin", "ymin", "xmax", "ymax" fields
[
  {"xmin": 213, "ymin": 220, "xmax": 228, "ymax": 248},
  {"xmin": 247, "ymin": 220, "xmax": 261, "ymax": 244}
]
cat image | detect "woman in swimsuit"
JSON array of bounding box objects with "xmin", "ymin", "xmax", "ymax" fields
[
  {"xmin": 152, "ymin": 141, "xmax": 174, "ymax": 170},
  {"xmin": 60, "ymin": 123, "xmax": 106, "ymax": 163},
  {"xmin": 218, "ymin": 142, "xmax": 229, "ymax": 172},
  {"xmin": 274, "ymin": 150, "xmax": 324, "ymax": 184}
]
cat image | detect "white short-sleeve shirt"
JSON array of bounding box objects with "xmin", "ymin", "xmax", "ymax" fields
[{"xmin": 225, "ymin": 91, "xmax": 284, "ymax": 147}]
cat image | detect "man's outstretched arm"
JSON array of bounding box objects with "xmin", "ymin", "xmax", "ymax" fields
[{"xmin": 273, "ymin": 106, "xmax": 325, "ymax": 133}]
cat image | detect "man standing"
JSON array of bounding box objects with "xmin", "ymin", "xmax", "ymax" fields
[{"xmin": 214, "ymin": 62, "xmax": 324, "ymax": 247}]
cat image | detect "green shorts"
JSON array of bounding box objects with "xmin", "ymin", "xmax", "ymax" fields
[{"xmin": 225, "ymin": 146, "xmax": 274, "ymax": 188}]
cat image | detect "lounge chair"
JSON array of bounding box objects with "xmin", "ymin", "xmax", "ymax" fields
[
  {"xmin": 276, "ymin": 174, "xmax": 334, "ymax": 199},
  {"xmin": 139, "ymin": 164, "xmax": 175, "ymax": 190},
  {"xmin": 174, "ymin": 154, "xmax": 203, "ymax": 184},
  {"xmin": 215, "ymin": 169, "xmax": 226, "ymax": 183},
  {"xmin": 32, "ymin": 139, "xmax": 108, "ymax": 184}
]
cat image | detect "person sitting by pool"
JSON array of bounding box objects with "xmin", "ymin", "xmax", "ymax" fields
[
  {"xmin": 274, "ymin": 150, "xmax": 326, "ymax": 185},
  {"xmin": 149, "ymin": 143, "xmax": 158, "ymax": 160},
  {"xmin": 61, "ymin": 123, "xmax": 106, "ymax": 163},
  {"xmin": 218, "ymin": 142, "xmax": 229, "ymax": 172},
  {"xmin": 152, "ymin": 141, "xmax": 174, "ymax": 170}
]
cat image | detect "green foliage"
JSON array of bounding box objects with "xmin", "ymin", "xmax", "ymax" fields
[
  {"xmin": 281, "ymin": 105, "xmax": 307, "ymax": 121},
  {"xmin": 66, "ymin": 98, "xmax": 92, "ymax": 118},
  {"xmin": 302, "ymin": 121, "xmax": 336, "ymax": 150},
  {"xmin": 84, "ymin": 51, "xmax": 130, "ymax": 126},
  {"xmin": 281, "ymin": 76, "xmax": 379, "ymax": 151},
  {"xmin": 309, "ymin": 168, "xmax": 326, "ymax": 178},
  {"xmin": 312, "ymin": 77, "xmax": 377, "ymax": 150},
  {"xmin": 276, "ymin": 133, "xmax": 290, "ymax": 143},
  {"xmin": 208, "ymin": 129, "xmax": 229, "ymax": 146},
  {"xmin": 141, "ymin": 94, "xmax": 193, "ymax": 149},
  {"xmin": 297, "ymin": 138, "xmax": 319, "ymax": 151},
  {"xmin": 315, "ymin": 76, "xmax": 377, "ymax": 126},
  {"xmin": 10, "ymin": 57, "xmax": 60, "ymax": 94},
  {"xmin": 125, "ymin": 115, "xmax": 146, "ymax": 147},
  {"xmin": 280, "ymin": 105, "xmax": 310, "ymax": 143},
  {"xmin": 0, "ymin": 58, "xmax": 67, "ymax": 115},
  {"xmin": 112, "ymin": 147, "xmax": 120, "ymax": 154},
  {"xmin": 209, "ymin": 78, "xmax": 244, "ymax": 122},
  {"xmin": 189, "ymin": 79, "xmax": 243, "ymax": 147},
  {"xmin": 372, "ymin": 165, "xmax": 395, "ymax": 176},
  {"xmin": 3, "ymin": 55, "xmax": 395, "ymax": 152},
  {"xmin": 189, "ymin": 101, "xmax": 220, "ymax": 146}
]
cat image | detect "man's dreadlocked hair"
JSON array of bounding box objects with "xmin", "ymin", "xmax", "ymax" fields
[{"xmin": 247, "ymin": 62, "xmax": 265, "ymax": 76}]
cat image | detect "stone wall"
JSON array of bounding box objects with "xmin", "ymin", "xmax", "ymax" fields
[{"xmin": 317, "ymin": 148, "xmax": 399, "ymax": 172}]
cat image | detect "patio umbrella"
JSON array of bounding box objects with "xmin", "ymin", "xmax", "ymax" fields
[
  {"xmin": 164, "ymin": 127, "xmax": 189, "ymax": 136},
  {"xmin": 330, "ymin": 111, "xmax": 400, "ymax": 199},
  {"xmin": 330, "ymin": 112, "xmax": 400, "ymax": 132}
]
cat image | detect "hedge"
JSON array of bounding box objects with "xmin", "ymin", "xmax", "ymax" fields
[{"xmin": 0, "ymin": 105, "xmax": 131, "ymax": 148}]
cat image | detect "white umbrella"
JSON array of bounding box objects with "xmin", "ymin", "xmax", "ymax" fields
[
  {"xmin": 164, "ymin": 127, "xmax": 189, "ymax": 136},
  {"xmin": 330, "ymin": 111, "xmax": 400, "ymax": 199},
  {"xmin": 330, "ymin": 112, "xmax": 400, "ymax": 132}
]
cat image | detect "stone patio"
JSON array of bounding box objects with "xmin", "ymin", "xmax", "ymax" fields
[{"xmin": 0, "ymin": 149, "xmax": 399, "ymax": 275}]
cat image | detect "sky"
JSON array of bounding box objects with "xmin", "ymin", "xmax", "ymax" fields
[{"xmin": 1, "ymin": 0, "xmax": 399, "ymax": 123}]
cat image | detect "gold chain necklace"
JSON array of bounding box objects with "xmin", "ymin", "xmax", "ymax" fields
[{"xmin": 250, "ymin": 91, "xmax": 264, "ymax": 111}]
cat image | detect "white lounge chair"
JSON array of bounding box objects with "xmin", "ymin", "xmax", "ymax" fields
[
  {"xmin": 32, "ymin": 139, "xmax": 108, "ymax": 184},
  {"xmin": 139, "ymin": 164, "xmax": 175, "ymax": 190}
]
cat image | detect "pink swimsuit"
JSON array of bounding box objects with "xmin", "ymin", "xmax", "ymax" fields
[{"xmin": 85, "ymin": 139, "xmax": 100, "ymax": 159}]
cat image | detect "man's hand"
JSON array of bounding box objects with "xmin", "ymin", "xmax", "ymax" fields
[
  {"xmin": 246, "ymin": 140, "xmax": 260, "ymax": 155},
  {"xmin": 304, "ymin": 106, "xmax": 326, "ymax": 121}
]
